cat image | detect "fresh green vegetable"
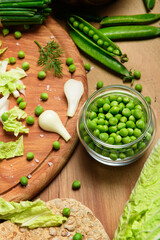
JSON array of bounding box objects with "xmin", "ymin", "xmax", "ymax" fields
[
  {"xmin": 38, "ymin": 110, "xmax": 71, "ymax": 142},
  {"xmin": 20, "ymin": 176, "xmax": 28, "ymax": 186},
  {"xmin": 26, "ymin": 116, "xmax": 35, "ymax": 125},
  {"xmin": 35, "ymin": 105, "xmax": 44, "ymax": 116},
  {"xmin": 2, "ymin": 28, "xmax": 9, "ymax": 36},
  {"xmin": 145, "ymin": 96, "xmax": 151, "ymax": 104},
  {"xmin": 134, "ymin": 70, "xmax": 141, "ymax": 79},
  {"xmin": 14, "ymin": 31, "xmax": 22, "ymax": 39},
  {"xmin": 1, "ymin": 112, "xmax": 9, "ymax": 121},
  {"xmin": 100, "ymin": 13, "xmax": 160, "ymax": 26},
  {"xmin": 38, "ymin": 70, "xmax": 46, "ymax": 80},
  {"xmin": 0, "ymin": 197, "xmax": 66, "ymax": 229},
  {"xmin": 0, "ymin": 136, "xmax": 24, "ymax": 159},
  {"xmin": 135, "ymin": 83, "xmax": 142, "ymax": 92},
  {"xmin": 73, "ymin": 233, "xmax": 83, "ymax": 240},
  {"xmin": 72, "ymin": 180, "xmax": 81, "ymax": 190},
  {"xmin": 53, "ymin": 141, "xmax": 60, "ymax": 150},
  {"xmin": 18, "ymin": 51, "xmax": 25, "ymax": 59},
  {"xmin": 26, "ymin": 152, "xmax": 34, "ymax": 161},
  {"xmin": 97, "ymin": 81, "xmax": 104, "ymax": 89},
  {"xmin": 66, "ymin": 57, "xmax": 74, "ymax": 66},
  {"xmin": 69, "ymin": 64, "xmax": 76, "ymax": 73},
  {"xmin": 17, "ymin": 97, "xmax": 24, "ymax": 104},
  {"xmin": 68, "ymin": 15, "xmax": 123, "ymax": 59},
  {"xmin": 35, "ymin": 40, "xmax": 63, "ymax": 78},
  {"xmin": 144, "ymin": 0, "xmax": 156, "ymax": 11},
  {"xmin": 2, "ymin": 106, "xmax": 29, "ymax": 136},
  {"xmin": 99, "ymin": 25, "xmax": 160, "ymax": 41},
  {"xmin": 113, "ymin": 139, "xmax": 160, "ymax": 239},
  {"xmin": 40, "ymin": 92, "xmax": 48, "ymax": 101},
  {"xmin": 19, "ymin": 101, "xmax": 27, "ymax": 109},
  {"xmin": 70, "ymin": 30, "xmax": 133, "ymax": 83},
  {"xmin": 9, "ymin": 57, "xmax": 16, "ymax": 64},
  {"xmin": 84, "ymin": 63, "xmax": 91, "ymax": 71},
  {"xmin": 22, "ymin": 62, "xmax": 30, "ymax": 71},
  {"xmin": 62, "ymin": 208, "xmax": 70, "ymax": 217}
]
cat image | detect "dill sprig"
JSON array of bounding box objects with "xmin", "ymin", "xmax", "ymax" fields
[{"xmin": 35, "ymin": 40, "xmax": 63, "ymax": 78}]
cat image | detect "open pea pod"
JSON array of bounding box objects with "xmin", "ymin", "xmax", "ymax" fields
[
  {"xmin": 70, "ymin": 29, "xmax": 133, "ymax": 83},
  {"xmin": 68, "ymin": 15, "xmax": 124, "ymax": 59}
]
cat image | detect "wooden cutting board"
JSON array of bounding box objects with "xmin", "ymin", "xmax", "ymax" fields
[{"xmin": 0, "ymin": 17, "xmax": 87, "ymax": 202}]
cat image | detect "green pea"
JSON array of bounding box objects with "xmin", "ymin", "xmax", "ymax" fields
[
  {"xmin": 93, "ymin": 129, "xmax": 100, "ymax": 137},
  {"xmin": 102, "ymin": 125, "xmax": 108, "ymax": 132},
  {"xmin": 88, "ymin": 142, "xmax": 95, "ymax": 150},
  {"xmin": 79, "ymin": 23, "xmax": 84, "ymax": 30},
  {"xmin": 2, "ymin": 28, "xmax": 9, "ymax": 36},
  {"xmin": 91, "ymin": 104, "xmax": 98, "ymax": 112},
  {"xmin": 109, "ymin": 117, "xmax": 118, "ymax": 126},
  {"xmin": 134, "ymin": 70, "xmax": 141, "ymax": 79},
  {"xmin": 40, "ymin": 92, "xmax": 48, "ymax": 101},
  {"xmin": 38, "ymin": 71, "xmax": 46, "ymax": 80},
  {"xmin": 119, "ymin": 128, "xmax": 128, "ymax": 137},
  {"xmin": 136, "ymin": 119, "xmax": 145, "ymax": 129},
  {"xmin": 148, "ymin": 126, "xmax": 153, "ymax": 134},
  {"xmin": 108, "ymin": 126, "xmax": 117, "ymax": 133},
  {"xmin": 88, "ymin": 29, "xmax": 94, "ymax": 37},
  {"xmin": 26, "ymin": 116, "xmax": 35, "ymax": 125},
  {"xmin": 115, "ymin": 113, "xmax": 122, "ymax": 120},
  {"xmin": 73, "ymin": 21, "xmax": 79, "ymax": 28},
  {"xmin": 145, "ymin": 96, "xmax": 151, "ymax": 104},
  {"xmin": 130, "ymin": 136, "xmax": 136, "ymax": 142},
  {"xmin": 110, "ymin": 106, "xmax": 119, "ymax": 115},
  {"xmin": 109, "ymin": 95, "xmax": 117, "ymax": 102},
  {"xmin": 133, "ymin": 109, "xmax": 143, "ymax": 119},
  {"xmin": 120, "ymin": 116, "xmax": 127, "ymax": 123},
  {"xmin": 93, "ymin": 34, "xmax": 99, "ymax": 41},
  {"xmin": 104, "ymin": 41, "xmax": 110, "ymax": 48},
  {"xmin": 101, "ymin": 150, "xmax": 110, "ymax": 157},
  {"xmin": 52, "ymin": 141, "xmax": 60, "ymax": 150},
  {"xmin": 98, "ymin": 113, "xmax": 105, "ymax": 119},
  {"xmin": 126, "ymin": 102, "xmax": 134, "ymax": 110},
  {"xmin": 17, "ymin": 97, "xmax": 23, "ymax": 105},
  {"xmin": 135, "ymin": 84, "xmax": 142, "ymax": 92},
  {"xmin": 83, "ymin": 26, "xmax": 89, "ymax": 34},
  {"xmin": 92, "ymin": 118, "xmax": 98, "ymax": 124},
  {"xmin": 97, "ymin": 98, "xmax": 105, "ymax": 107},
  {"xmin": 122, "ymin": 108, "xmax": 131, "ymax": 117},
  {"xmin": 9, "ymin": 57, "xmax": 16, "ymax": 64},
  {"xmin": 134, "ymin": 128, "xmax": 142, "ymax": 138},
  {"xmin": 73, "ymin": 233, "xmax": 82, "ymax": 240},
  {"xmin": 87, "ymin": 120, "xmax": 97, "ymax": 130},
  {"xmin": 128, "ymin": 128, "xmax": 134, "ymax": 136},
  {"xmin": 1, "ymin": 112, "xmax": 9, "ymax": 121},
  {"xmin": 35, "ymin": 105, "xmax": 44, "ymax": 116},
  {"xmin": 72, "ymin": 180, "xmax": 81, "ymax": 190},
  {"xmin": 69, "ymin": 64, "xmax": 76, "ymax": 73},
  {"xmin": 99, "ymin": 133, "xmax": 109, "ymax": 142},
  {"xmin": 98, "ymin": 107, "xmax": 104, "ymax": 113},
  {"xmin": 18, "ymin": 51, "xmax": 25, "ymax": 59},
  {"xmin": 125, "ymin": 149, "xmax": 134, "ymax": 157},
  {"xmin": 84, "ymin": 135, "xmax": 92, "ymax": 143},
  {"xmin": 97, "ymin": 39, "xmax": 103, "ymax": 46},
  {"xmin": 126, "ymin": 121, "xmax": 135, "ymax": 129},
  {"xmin": 14, "ymin": 31, "xmax": 22, "ymax": 39},
  {"xmin": 129, "ymin": 115, "xmax": 135, "ymax": 122},
  {"xmin": 135, "ymin": 104, "xmax": 142, "ymax": 110},
  {"xmin": 118, "ymin": 122, "xmax": 126, "ymax": 130},
  {"xmin": 123, "ymin": 96, "xmax": 130, "ymax": 104},
  {"xmin": 97, "ymin": 118, "xmax": 105, "ymax": 125},
  {"xmin": 95, "ymin": 146, "xmax": 102, "ymax": 154},
  {"xmin": 107, "ymin": 137, "xmax": 115, "ymax": 144},
  {"xmin": 115, "ymin": 135, "xmax": 122, "ymax": 144},
  {"xmin": 110, "ymin": 101, "xmax": 118, "ymax": 107},
  {"xmin": 104, "ymin": 120, "xmax": 109, "ymax": 125},
  {"xmin": 107, "ymin": 46, "xmax": 114, "ymax": 53},
  {"xmin": 69, "ymin": 17, "xmax": 75, "ymax": 23},
  {"xmin": 145, "ymin": 132, "xmax": 151, "ymax": 141},
  {"xmin": 110, "ymin": 133, "xmax": 116, "ymax": 138},
  {"xmin": 104, "ymin": 97, "xmax": 110, "ymax": 104},
  {"xmin": 110, "ymin": 152, "xmax": 118, "ymax": 161},
  {"xmin": 84, "ymin": 63, "xmax": 91, "ymax": 71},
  {"xmin": 96, "ymin": 81, "xmax": 103, "ymax": 89},
  {"xmin": 66, "ymin": 57, "xmax": 74, "ymax": 66},
  {"xmin": 20, "ymin": 176, "xmax": 28, "ymax": 186},
  {"xmin": 122, "ymin": 136, "xmax": 130, "ymax": 144},
  {"xmin": 118, "ymin": 102, "xmax": 125, "ymax": 112},
  {"xmin": 132, "ymin": 143, "xmax": 138, "ymax": 149},
  {"xmin": 22, "ymin": 62, "xmax": 30, "ymax": 71},
  {"xmin": 62, "ymin": 208, "xmax": 70, "ymax": 218},
  {"xmin": 19, "ymin": 101, "xmax": 26, "ymax": 110},
  {"xmin": 103, "ymin": 103, "xmax": 110, "ymax": 112},
  {"xmin": 26, "ymin": 152, "xmax": 34, "ymax": 161},
  {"xmin": 117, "ymin": 96, "xmax": 122, "ymax": 103},
  {"xmin": 138, "ymin": 141, "xmax": 146, "ymax": 150},
  {"xmin": 119, "ymin": 153, "xmax": 126, "ymax": 159},
  {"xmin": 89, "ymin": 112, "xmax": 97, "ymax": 120}
]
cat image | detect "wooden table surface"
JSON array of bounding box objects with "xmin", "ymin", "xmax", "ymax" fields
[{"xmin": 35, "ymin": 0, "xmax": 160, "ymax": 239}]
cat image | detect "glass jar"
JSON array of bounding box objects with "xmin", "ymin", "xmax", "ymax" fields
[{"xmin": 77, "ymin": 85, "xmax": 156, "ymax": 166}]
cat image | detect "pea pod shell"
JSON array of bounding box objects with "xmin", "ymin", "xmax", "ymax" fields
[
  {"xmin": 99, "ymin": 26, "xmax": 160, "ymax": 40},
  {"xmin": 100, "ymin": 13, "xmax": 160, "ymax": 26},
  {"xmin": 70, "ymin": 29, "xmax": 132, "ymax": 79},
  {"xmin": 68, "ymin": 15, "xmax": 122, "ymax": 57},
  {"xmin": 144, "ymin": 0, "xmax": 156, "ymax": 11}
]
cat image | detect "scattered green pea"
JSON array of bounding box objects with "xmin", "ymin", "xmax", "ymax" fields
[
  {"xmin": 145, "ymin": 96, "xmax": 151, "ymax": 104},
  {"xmin": 9, "ymin": 57, "xmax": 16, "ymax": 64},
  {"xmin": 17, "ymin": 97, "xmax": 24, "ymax": 104},
  {"xmin": 62, "ymin": 208, "xmax": 70, "ymax": 217},
  {"xmin": 18, "ymin": 51, "xmax": 25, "ymax": 59},
  {"xmin": 73, "ymin": 233, "xmax": 83, "ymax": 240},
  {"xmin": 20, "ymin": 176, "xmax": 28, "ymax": 186},
  {"xmin": 26, "ymin": 116, "xmax": 35, "ymax": 125},
  {"xmin": 40, "ymin": 92, "xmax": 48, "ymax": 101},
  {"xmin": 38, "ymin": 71, "xmax": 46, "ymax": 80},
  {"xmin": 22, "ymin": 62, "xmax": 30, "ymax": 71},
  {"xmin": 35, "ymin": 105, "xmax": 44, "ymax": 116},
  {"xmin": 72, "ymin": 180, "xmax": 81, "ymax": 190},
  {"xmin": 19, "ymin": 101, "xmax": 27, "ymax": 110},
  {"xmin": 66, "ymin": 57, "xmax": 74, "ymax": 66},
  {"xmin": 2, "ymin": 28, "xmax": 9, "ymax": 37},
  {"xmin": 26, "ymin": 152, "xmax": 34, "ymax": 161},
  {"xmin": 134, "ymin": 70, "xmax": 141, "ymax": 79},
  {"xmin": 1, "ymin": 112, "xmax": 9, "ymax": 121},
  {"xmin": 69, "ymin": 64, "xmax": 76, "ymax": 73},
  {"xmin": 14, "ymin": 31, "xmax": 22, "ymax": 39},
  {"xmin": 97, "ymin": 81, "xmax": 103, "ymax": 89},
  {"xmin": 135, "ymin": 84, "xmax": 142, "ymax": 92},
  {"xmin": 84, "ymin": 63, "xmax": 91, "ymax": 71},
  {"xmin": 53, "ymin": 141, "xmax": 60, "ymax": 150}
]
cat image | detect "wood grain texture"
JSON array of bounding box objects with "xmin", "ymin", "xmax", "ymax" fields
[
  {"xmin": 0, "ymin": 17, "xmax": 87, "ymax": 201},
  {"xmin": 35, "ymin": 0, "xmax": 160, "ymax": 239}
]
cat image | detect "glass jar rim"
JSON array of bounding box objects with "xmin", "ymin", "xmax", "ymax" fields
[{"xmin": 83, "ymin": 85, "xmax": 152, "ymax": 149}]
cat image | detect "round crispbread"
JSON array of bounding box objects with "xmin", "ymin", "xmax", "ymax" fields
[{"xmin": 0, "ymin": 198, "xmax": 110, "ymax": 240}]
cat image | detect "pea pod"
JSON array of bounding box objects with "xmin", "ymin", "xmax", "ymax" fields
[
  {"xmin": 68, "ymin": 15, "xmax": 123, "ymax": 58},
  {"xmin": 144, "ymin": 0, "xmax": 156, "ymax": 11},
  {"xmin": 70, "ymin": 29, "xmax": 133, "ymax": 82},
  {"xmin": 99, "ymin": 26, "xmax": 160, "ymax": 41},
  {"xmin": 100, "ymin": 13, "xmax": 160, "ymax": 26}
]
